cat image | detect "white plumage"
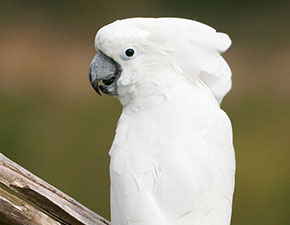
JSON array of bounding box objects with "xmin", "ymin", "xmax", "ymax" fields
[{"xmin": 92, "ymin": 17, "xmax": 235, "ymax": 225}]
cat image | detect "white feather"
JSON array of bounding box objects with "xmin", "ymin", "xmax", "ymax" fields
[
  {"xmin": 96, "ymin": 17, "xmax": 232, "ymax": 104},
  {"xmin": 95, "ymin": 17, "xmax": 235, "ymax": 225}
]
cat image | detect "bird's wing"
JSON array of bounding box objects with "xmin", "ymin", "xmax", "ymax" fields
[{"xmin": 154, "ymin": 113, "xmax": 235, "ymax": 225}]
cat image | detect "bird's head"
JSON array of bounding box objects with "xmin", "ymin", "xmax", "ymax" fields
[{"xmin": 89, "ymin": 18, "xmax": 232, "ymax": 106}]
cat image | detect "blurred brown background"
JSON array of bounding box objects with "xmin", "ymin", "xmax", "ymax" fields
[{"xmin": 0, "ymin": 0, "xmax": 289, "ymax": 224}]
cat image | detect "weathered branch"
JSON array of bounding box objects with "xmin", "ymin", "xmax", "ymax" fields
[
  {"xmin": 0, "ymin": 187, "xmax": 61, "ymax": 225},
  {"xmin": 0, "ymin": 153, "xmax": 110, "ymax": 225}
]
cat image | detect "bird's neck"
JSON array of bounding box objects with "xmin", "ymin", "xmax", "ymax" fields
[{"xmin": 117, "ymin": 68, "xmax": 189, "ymax": 112}]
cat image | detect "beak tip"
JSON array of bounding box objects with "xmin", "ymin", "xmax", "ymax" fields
[
  {"xmin": 89, "ymin": 77, "xmax": 102, "ymax": 96},
  {"xmin": 92, "ymin": 82, "xmax": 102, "ymax": 96},
  {"xmin": 89, "ymin": 69, "xmax": 102, "ymax": 96}
]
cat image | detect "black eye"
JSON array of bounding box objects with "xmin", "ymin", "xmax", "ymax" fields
[
  {"xmin": 125, "ymin": 48, "xmax": 135, "ymax": 57},
  {"xmin": 121, "ymin": 47, "xmax": 137, "ymax": 60}
]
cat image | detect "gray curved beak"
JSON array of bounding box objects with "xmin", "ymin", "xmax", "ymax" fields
[{"xmin": 89, "ymin": 51, "xmax": 122, "ymax": 96}]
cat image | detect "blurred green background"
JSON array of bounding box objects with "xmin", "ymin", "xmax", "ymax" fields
[{"xmin": 0, "ymin": 0, "xmax": 289, "ymax": 224}]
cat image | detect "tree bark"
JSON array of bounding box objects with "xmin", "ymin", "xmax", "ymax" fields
[
  {"xmin": 0, "ymin": 187, "xmax": 61, "ymax": 225},
  {"xmin": 0, "ymin": 153, "xmax": 110, "ymax": 225}
]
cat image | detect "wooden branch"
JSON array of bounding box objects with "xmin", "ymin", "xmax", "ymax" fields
[
  {"xmin": 0, "ymin": 187, "xmax": 61, "ymax": 225},
  {"xmin": 0, "ymin": 153, "xmax": 110, "ymax": 225}
]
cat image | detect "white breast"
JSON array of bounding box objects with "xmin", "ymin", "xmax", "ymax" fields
[{"xmin": 109, "ymin": 79, "xmax": 235, "ymax": 225}]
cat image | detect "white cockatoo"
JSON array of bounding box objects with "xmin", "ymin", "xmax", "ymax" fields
[{"xmin": 89, "ymin": 17, "xmax": 235, "ymax": 225}]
